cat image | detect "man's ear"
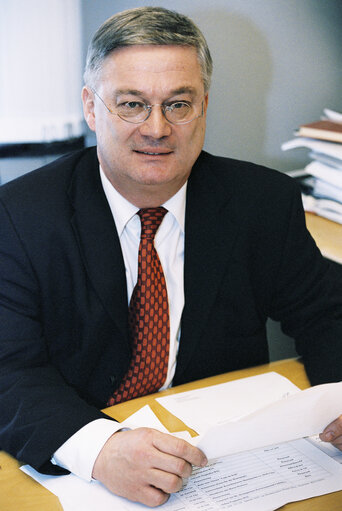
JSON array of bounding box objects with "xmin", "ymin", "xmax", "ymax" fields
[
  {"xmin": 81, "ymin": 86, "xmax": 96, "ymax": 132},
  {"xmin": 203, "ymin": 92, "xmax": 209, "ymax": 115}
]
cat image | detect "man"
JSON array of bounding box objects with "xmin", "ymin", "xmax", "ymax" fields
[{"xmin": 0, "ymin": 6, "xmax": 342, "ymax": 508}]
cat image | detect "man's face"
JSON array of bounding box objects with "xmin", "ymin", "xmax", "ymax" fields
[{"xmin": 82, "ymin": 45, "xmax": 208, "ymax": 205}]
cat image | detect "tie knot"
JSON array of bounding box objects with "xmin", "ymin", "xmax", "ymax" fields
[{"xmin": 138, "ymin": 207, "xmax": 167, "ymax": 239}]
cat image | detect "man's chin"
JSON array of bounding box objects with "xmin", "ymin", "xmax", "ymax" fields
[
  {"xmin": 131, "ymin": 167, "xmax": 175, "ymax": 186},
  {"xmin": 135, "ymin": 176, "xmax": 173, "ymax": 187}
]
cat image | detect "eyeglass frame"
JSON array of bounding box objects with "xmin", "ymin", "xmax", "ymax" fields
[{"xmin": 90, "ymin": 87, "xmax": 204, "ymax": 125}]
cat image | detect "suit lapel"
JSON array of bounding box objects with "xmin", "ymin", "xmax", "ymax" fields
[
  {"xmin": 175, "ymin": 152, "xmax": 240, "ymax": 381},
  {"xmin": 68, "ymin": 148, "xmax": 129, "ymax": 344}
]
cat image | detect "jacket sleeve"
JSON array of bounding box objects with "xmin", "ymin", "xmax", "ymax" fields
[
  {"xmin": 0, "ymin": 198, "xmax": 111, "ymax": 472},
  {"xmin": 269, "ymin": 185, "xmax": 342, "ymax": 385}
]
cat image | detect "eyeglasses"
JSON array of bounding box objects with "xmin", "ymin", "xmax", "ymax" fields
[{"xmin": 91, "ymin": 88, "xmax": 204, "ymax": 125}]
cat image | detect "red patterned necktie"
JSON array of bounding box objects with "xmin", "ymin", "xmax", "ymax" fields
[{"xmin": 107, "ymin": 207, "xmax": 170, "ymax": 405}]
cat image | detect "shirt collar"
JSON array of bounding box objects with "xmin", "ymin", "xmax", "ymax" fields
[{"xmin": 99, "ymin": 166, "xmax": 187, "ymax": 237}]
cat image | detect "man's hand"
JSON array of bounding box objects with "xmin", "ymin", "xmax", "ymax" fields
[
  {"xmin": 92, "ymin": 427, "xmax": 207, "ymax": 507},
  {"xmin": 320, "ymin": 415, "xmax": 342, "ymax": 450}
]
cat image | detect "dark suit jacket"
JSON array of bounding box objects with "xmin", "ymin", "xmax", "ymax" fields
[{"xmin": 1, "ymin": 147, "xmax": 342, "ymax": 471}]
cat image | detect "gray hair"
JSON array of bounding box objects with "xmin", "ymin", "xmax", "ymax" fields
[{"xmin": 84, "ymin": 6, "xmax": 213, "ymax": 92}]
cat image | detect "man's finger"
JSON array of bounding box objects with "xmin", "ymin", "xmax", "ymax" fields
[
  {"xmin": 152, "ymin": 431, "xmax": 207, "ymax": 468},
  {"xmin": 149, "ymin": 467, "xmax": 184, "ymax": 494},
  {"xmin": 150, "ymin": 449, "xmax": 193, "ymax": 479},
  {"xmin": 134, "ymin": 484, "xmax": 170, "ymax": 508},
  {"xmin": 319, "ymin": 415, "xmax": 342, "ymax": 443}
]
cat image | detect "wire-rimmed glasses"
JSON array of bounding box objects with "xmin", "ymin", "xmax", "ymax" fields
[{"xmin": 91, "ymin": 88, "xmax": 204, "ymax": 125}]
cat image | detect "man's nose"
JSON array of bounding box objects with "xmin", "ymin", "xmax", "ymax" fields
[{"xmin": 138, "ymin": 106, "xmax": 172, "ymax": 138}]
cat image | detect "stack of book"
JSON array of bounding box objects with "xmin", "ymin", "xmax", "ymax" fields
[{"xmin": 282, "ymin": 109, "xmax": 342, "ymax": 224}]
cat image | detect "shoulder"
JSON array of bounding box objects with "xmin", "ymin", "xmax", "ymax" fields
[
  {"xmin": 197, "ymin": 150, "xmax": 293, "ymax": 185},
  {"xmin": 0, "ymin": 147, "xmax": 99, "ymax": 232},
  {"xmin": 0, "ymin": 147, "xmax": 97, "ymax": 204},
  {"xmin": 192, "ymin": 150, "xmax": 299, "ymax": 202}
]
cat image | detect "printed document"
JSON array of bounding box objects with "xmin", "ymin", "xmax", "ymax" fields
[
  {"xmin": 155, "ymin": 439, "xmax": 342, "ymax": 511},
  {"xmin": 21, "ymin": 373, "xmax": 342, "ymax": 510}
]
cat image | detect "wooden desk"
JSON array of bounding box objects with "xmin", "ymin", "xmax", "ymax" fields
[
  {"xmin": 305, "ymin": 212, "xmax": 342, "ymax": 264},
  {"xmin": 1, "ymin": 358, "xmax": 342, "ymax": 510}
]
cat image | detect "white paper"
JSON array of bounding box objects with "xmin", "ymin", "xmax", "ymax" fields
[
  {"xmin": 307, "ymin": 434, "xmax": 342, "ymax": 464},
  {"xmin": 21, "ymin": 406, "xmax": 171, "ymax": 511},
  {"xmin": 22, "ymin": 436, "xmax": 342, "ymax": 511},
  {"xmin": 20, "ymin": 379, "xmax": 342, "ymax": 511},
  {"xmin": 119, "ymin": 403, "xmax": 170, "ymax": 431},
  {"xmin": 313, "ymin": 179, "xmax": 342, "ymax": 204},
  {"xmin": 281, "ymin": 137, "xmax": 342, "ymax": 160},
  {"xmin": 195, "ymin": 381, "xmax": 342, "ymax": 460},
  {"xmin": 157, "ymin": 372, "xmax": 299, "ymax": 434},
  {"xmin": 323, "ymin": 108, "xmax": 342, "ymax": 123},
  {"xmin": 21, "ymin": 466, "xmax": 132, "ymax": 510},
  {"xmin": 153, "ymin": 438, "xmax": 342, "ymax": 511},
  {"xmin": 306, "ymin": 160, "xmax": 342, "ymax": 189},
  {"xmin": 155, "ymin": 374, "xmax": 342, "ymax": 462},
  {"xmin": 310, "ymin": 151, "xmax": 342, "ymax": 170},
  {"xmin": 302, "ymin": 194, "xmax": 342, "ymax": 228}
]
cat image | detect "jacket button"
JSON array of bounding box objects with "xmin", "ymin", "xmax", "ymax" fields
[{"xmin": 109, "ymin": 375, "xmax": 117, "ymax": 387}]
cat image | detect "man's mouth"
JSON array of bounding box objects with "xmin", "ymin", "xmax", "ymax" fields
[{"xmin": 134, "ymin": 149, "xmax": 173, "ymax": 156}]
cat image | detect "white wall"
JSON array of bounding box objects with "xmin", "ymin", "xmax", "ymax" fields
[{"xmin": 81, "ymin": 0, "xmax": 342, "ymax": 172}]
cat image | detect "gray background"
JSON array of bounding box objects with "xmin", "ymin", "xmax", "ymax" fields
[{"xmin": 82, "ymin": 0, "xmax": 342, "ymax": 172}]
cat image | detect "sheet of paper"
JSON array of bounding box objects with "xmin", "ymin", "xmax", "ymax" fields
[
  {"xmin": 156, "ymin": 372, "xmax": 342, "ymax": 460},
  {"xmin": 22, "ymin": 437, "xmax": 342, "ymax": 511},
  {"xmin": 306, "ymin": 435, "xmax": 342, "ymax": 464},
  {"xmin": 194, "ymin": 380, "xmax": 342, "ymax": 460},
  {"xmin": 21, "ymin": 403, "xmax": 342, "ymax": 511},
  {"xmin": 324, "ymin": 108, "xmax": 342, "ymax": 123},
  {"xmin": 302, "ymin": 195, "xmax": 342, "ymax": 227},
  {"xmin": 306, "ymin": 160, "xmax": 342, "ymax": 188},
  {"xmin": 21, "ymin": 405, "xmax": 172, "ymax": 511},
  {"xmin": 149, "ymin": 439, "xmax": 342, "ymax": 511},
  {"xmin": 20, "ymin": 466, "xmax": 131, "ymax": 511},
  {"xmin": 156, "ymin": 372, "xmax": 299, "ymax": 434},
  {"xmin": 281, "ymin": 137, "xmax": 342, "ymax": 159}
]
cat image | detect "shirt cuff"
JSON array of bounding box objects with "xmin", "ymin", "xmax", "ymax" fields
[{"xmin": 52, "ymin": 418, "xmax": 125, "ymax": 481}]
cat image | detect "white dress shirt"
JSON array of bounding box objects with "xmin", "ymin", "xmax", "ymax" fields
[{"xmin": 53, "ymin": 167, "xmax": 186, "ymax": 480}]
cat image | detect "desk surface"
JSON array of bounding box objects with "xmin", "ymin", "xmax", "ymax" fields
[
  {"xmin": 305, "ymin": 212, "xmax": 342, "ymax": 264},
  {"xmin": 1, "ymin": 358, "xmax": 341, "ymax": 511}
]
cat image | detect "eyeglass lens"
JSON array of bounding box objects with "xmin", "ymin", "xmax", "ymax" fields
[{"xmin": 117, "ymin": 102, "xmax": 200, "ymax": 124}]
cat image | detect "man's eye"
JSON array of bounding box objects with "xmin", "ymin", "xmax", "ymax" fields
[
  {"xmin": 122, "ymin": 101, "xmax": 144, "ymax": 110},
  {"xmin": 173, "ymin": 101, "xmax": 189, "ymax": 109}
]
